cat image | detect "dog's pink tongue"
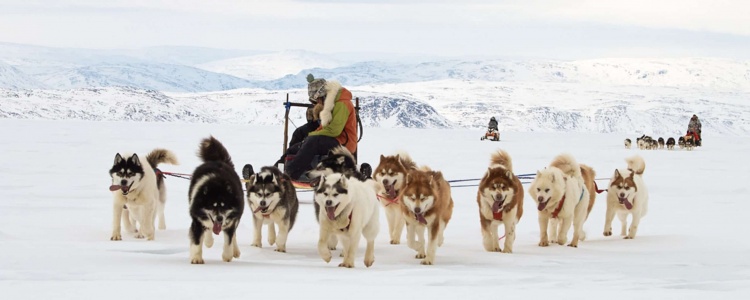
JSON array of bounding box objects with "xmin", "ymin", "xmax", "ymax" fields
[
  {"xmin": 538, "ymin": 201, "xmax": 547, "ymax": 211},
  {"xmin": 325, "ymin": 206, "xmax": 337, "ymax": 221},
  {"xmin": 212, "ymin": 222, "xmax": 221, "ymax": 235},
  {"xmin": 385, "ymin": 184, "xmax": 397, "ymax": 199},
  {"xmin": 109, "ymin": 185, "xmax": 121, "ymax": 191},
  {"xmin": 623, "ymin": 199, "xmax": 633, "ymax": 210},
  {"xmin": 492, "ymin": 200, "xmax": 504, "ymax": 213},
  {"xmin": 415, "ymin": 213, "xmax": 428, "ymax": 225}
]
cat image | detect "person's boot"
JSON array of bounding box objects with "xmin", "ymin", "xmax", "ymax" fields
[{"xmin": 360, "ymin": 163, "xmax": 372, "ymax": 180}]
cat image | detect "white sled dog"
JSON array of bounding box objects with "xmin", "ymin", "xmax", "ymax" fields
[
  {"xmin": 108, "ymin": 149, "xmax": 178, "ymax": 241},
  {"xmin": 528, "ymin": 154, "xmax": 590, "ymax": 248},
  {"xmin": 313, "ymin": 173, "xmax": 380, "ymax": 268},
  {"xmin": 604, "ymin": 155, "xmax": 649, "ymax": 239}
]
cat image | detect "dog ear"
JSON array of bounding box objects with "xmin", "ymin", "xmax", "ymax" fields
[
  {"xmin": 310, "ymin": 175, "xmax": 322, "ymax": 188},
  {"xmin": 380, "ymin": 154, "xmax": 386, "ymax": 162},
  {"xmin": 338, "ymin": 175, "xmax": 348, "ymax": 189},
  {"xmin": 536, "ymin": 170, "xmax": 542, "ymax": 178},
  {"xmin": 483, "ymin": 168, "xmax": 491, "ymax": 180},
  {"xmin": 114, "ymin": 153, "xmax": 124, "ymax": 165},
  {"xmin": 130, "ymin": 154, "xmax": 141, "ymax": 166},
  {"xmin": 613, "ymin": 169, "xmax": 622, "ymax": 179},
  {"xmin": 551, "ymin": 173, "xmax": 555, "ymax": 183},
  {"xmin": 336, "ymin": 156, "xmax": 346, "ymax": 165},
  {"xmin": 406, "ymin": 173, "xmax": 411, "ymax": 184},
  {"xmin": 506, "ymin": 170, "xmax": 513, "ymax": 180}
]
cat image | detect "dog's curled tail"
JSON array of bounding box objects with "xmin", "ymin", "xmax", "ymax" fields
[
  {"xmin": 579, "ymin": 163, "xmax": 596, "ymax": 182},
  {"xmin": 549, "ymin": 153, "xmax": 582, "ymax": 179},
  {"xmin": 198, "ymin": 136, "xmax": 234, "ymax": 168},
  {"xmin": 489, "ymin": 149, "xmax": 513, "ymax": 172},
  {"xmin": 330, "ymin": 145, "xmax": 356, "ymax": 164},
  {"xmin": 146, "ymin": 148, "xmax": 179, "ymax": 168},
  {"xmin": 395, "ymin": 151, "xmax": 418, "ymax": 170},
  {"xmin": 626, "ymin": 155, "xmax": 645, "ymax": 175}
]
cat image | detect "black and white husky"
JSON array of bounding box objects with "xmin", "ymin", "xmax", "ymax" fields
[
  {"xmin": 243, "ymin": 166, "xmax": 299, "ymax": 253},
  {"xmin": 188, "ymin": 136, "xmax": 245, "ymax": 264},
  {"xmin": 108, "ymin": 149, "xmax": 178, "ymax": 241}
]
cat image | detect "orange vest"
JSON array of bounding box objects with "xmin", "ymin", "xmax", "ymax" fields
[{"xmin": 336, "ymin": 88, "xmax": 358, "ymax": 154}]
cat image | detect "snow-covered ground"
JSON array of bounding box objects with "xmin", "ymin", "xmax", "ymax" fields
[{"xmin": 1, "ymin": 119, "xmax": 748, "ymax": 298}]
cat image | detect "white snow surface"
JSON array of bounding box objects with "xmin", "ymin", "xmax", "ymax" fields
[{"xmin": 1, "ymin": 119, "xmax": 748, "ymax": 298}]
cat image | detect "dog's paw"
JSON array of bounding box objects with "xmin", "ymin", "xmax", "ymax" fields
[
  {"xmin": 420, "ymin": 259, "xmax": 433, "ymax": 265},
  {"xmin": 274, "ymin": 247, "xmax": 286, "ymax": 253},
  {"xmin": 567, "ymin": 243, "xmax": 578, "ymax": 248},
  {"xmin": 538, "ymin": 240, "xmax": 549, "ymax": 247},
  {"xmin": 390, "ymin": 239, "xmax": 400, "ymax": 245},
  {"xmin": 222, "ymin": 253, "xmax": 234, "ymax": 262},
  {"xmin": 365, "ymin": 258, "xmax": 374, "ymax": 268},
  {"xmin": 502, "ymin": 248, "xmax": 512, "ymax": 254},
  {"xmin": 604, "ymin": 230, "xmax": 612, "ymax": 236},
  {"xmin": 328, "ymin": 246, "xmax": 337, "ymax": 250},
  {"xmin": 415, "ymin": 252, "xmax": 426, "ymax": 259},
  {"xmin": 233, "ymin": 249, "xmax": 241, "ymax": 258},
  {"xmin": 110, "ymin": 233, "xmax": 122, "ymax": 241},
  {"xmin": 190, "ymin": 257, "xmax": 204, "ymax": 264},
  {"xmin": 134, "ymin": 233, "xmax": 145, "ymax": 239},
  {"xmin": 251, "ymin": 241, "xmax": 262, "ymax": 248},
  {"xmin": 268, "ymin": 237, "xmax": 276, "ymax": 246},
  {"xmin": 557, "ymin": 240, "xmax": 566, "ymax": 246},
  {"xmin": 338, "ymin": 262, "xmax": 354, "ymax": 268},
  {"xmin": 624, "ymin": 236, "xmax": 634, "ymax": 240}
]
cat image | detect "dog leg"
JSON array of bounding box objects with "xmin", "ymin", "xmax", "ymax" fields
[
  {"xmin": 422, "ymin": 222, "xmax": 443, "ymax": 265},
  {"xmin": 363, "ymin": 218, "xmax": 378, "ymax": 268},
  {"xmin": 251, "ymin": 215, "xmax": 263, "ymax": 248},
  {"xmin": 538, "ymin": 214, "xmax": 550, "ymax": 247},
  {"xmin": 268, "ymin": 221, "xmax": 277, "ymax": 246},
  {"xmin": 569, "ymin": 214, "xmax": 585, "ymax": 248},
  {"xmin": 157, "ymin": 200, "xmax": 166, "ymax": 230},
  {"xmin": 481, "ymin": 218, "xmax": 497, "ymax": 252},
  {"xmin": 617, "ymin": 211, "xmax": 628, "ymax": 236},
  {"xmin": 142, "ymin": 209, "xmax": 156, "ymax": 241},
  {"xmin": 129, "ymin": 206, "xmax": 146, "ymax": 239},
  {"xmin": 549, "ymin": 218, "xmax": 559, "ymax": 244},
  {"xmin": 340, "ymin": 233, "xmax": 359, "ymax": 268},
  {"xmin": 189, "ymin": 222, "xmax": 205, "ymax": 264},
  {"xmin": 625, "ymin": 213, "xmax": 642, "ymax": 239},
  {"xmin": 111, "ymin": 202, "xmax": 124, "ymax": 241},
  {"xmin": 394, "ymin": 208, "xmax": 405, "ymax": 245},
  {"xmin": 503, "ymin": 218, "xmax": 516, "ymax": 253},
  {"xmin": 203, "ymin": 230, "xmax": 214, "ymax": 248},
  {"xmin": 604, "ymin": 203, "xmax": 615, "ymax": 236},
  {"xmin": 385, "ymin": 207, "xmax": 396, "ymax": 244},
  {"xmin": 232, "ymin": 232, "xmax": 241, "ymax": 258},
  {"xmin": 275, "ymin": 221, "xmax": 289, "ymax": 253},
  {"xmin": 406, "ymin": 223, "xmax": 417, "ymax": 250},
  {"xmin": 318, "ymin": 227, "xmax": 332, "ymax": 263},
  {"xmin": 557, "ymin": 217, "xmax": 572, "ymax": 246},
  {"xmin": 415, "ymin": 225, "xmax": 426, "ymax": 259},
  {"xmin": 121, "ymin": 206, "xmax": 136, "ymax": 234},
  {"xmin": 327, "ymin": 233, "xmax": 338, "ymax": 250},
  {"xmin": 221, "ymin": 228, "xmax": 236, "ymax": 262}
]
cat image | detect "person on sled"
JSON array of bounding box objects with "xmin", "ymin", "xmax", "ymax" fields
[
  {"xmin": 686, "ymin": 114, "xmax": 702, "ymax": 146},
  {"xmin": 275, "ymin": 101, "xmax": 323, "ymax": 166},
  {"xmin": 284, "ymin": 74, "xmax": 359, "ymax": 183},
  {"xmin": 488, "ymin": 116, "xmax": 498, "ymax": 132}
]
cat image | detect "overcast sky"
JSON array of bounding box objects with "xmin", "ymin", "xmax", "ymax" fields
[{"xmin": 1, "ymin": 0, "xmax": 749, "ymax": 59}]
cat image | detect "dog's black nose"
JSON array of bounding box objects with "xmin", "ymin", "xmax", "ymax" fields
[
  {"xmin": 216, "ymin": 216, "xmax": 224, "ymax": 223},
  {"xmin": 382, "ymin": 179, "xmax": 389, "ymax": 185},
  {"xmin": 537, "ymin": 196, "xmax": 544, "ymax": 202},
  {"xmin": 260, "ymin": 200, "xmax": 267, "ymax": 207},
  {"xmin": 120, "ymin": 179, "xmax": 127, "ymax": 186},
  {"xmin": 414, "ymin": 207, "xmax": 422, "ymax": 214},
  {"xmin": 619, "ymin": 193, "xmax": 625, "ymax": 198},
  {"xmin": 325, "ymin": 200, "xmax": 333, "ymax": 206}
]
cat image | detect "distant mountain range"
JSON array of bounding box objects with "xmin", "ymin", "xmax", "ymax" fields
[{"xmin": 1, "ymin": 42, "xmax": 749, "ymax": 135}]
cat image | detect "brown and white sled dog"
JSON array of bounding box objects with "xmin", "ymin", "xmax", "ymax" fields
[
  {"xmin": 400, "ymin": 167, "xmax": 454, "ymax": 265},
  {"xmin": 313, "ymin": 173, "xmax": 380, "ymax": 268},
  {"xmin": 477, "ymin": 150, "xmax": 524, "ymax": 253},
  {"xmin": 108, "ymin": 149, "xmax": 178, "ymax": 241},
  {"xmin": 604, "ymin": 155, "xmax": 649, "ymax": 239},
  {"xmin": 373, "ymin": 152, "xmax": 418, "ymax": 244},
  {"xmin": 244, "ymin": 166, "xmax": 299, "ymax": 252},
  {"xmin": 528, "ymin": 154, "xmax": 590, "ymax": 248}
]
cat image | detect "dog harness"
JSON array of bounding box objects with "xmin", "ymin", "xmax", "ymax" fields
[
  {"xmin": 551, "ymin": 187, "xmax": 585, "ymax": 218},
  {"xmin": 377, "ymin": 194, "xmax": 400, "ymax": 206},
  {"xmin": 493, "ymin": 209, "xmax": 504, "ymax": 221}
]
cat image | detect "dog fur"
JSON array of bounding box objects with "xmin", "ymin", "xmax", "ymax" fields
[
  {"xmin": 244, "ymin": 166, "xmax": 299, "ymax": 253},
  {"xmin": 373, "ymin": 152, "xmax": 418, "ymax": 244},
  {"xmin": 400, "ymin": 167, "xmax": 454, "ymax": 265},
  {"xmin": 188, "ymin": 136, "xmax": 245, "ymax": 264},
  {"xmin": 313, "ymin": 173, "xmax": 380, "ymax": 268},
  {"xmin": 108, "ymin": 149, "xmax": 178, "ymax": 241},
  {"xmin": 624, "ymin": 138, "xmax": 631, "ymax": 149},
  {"xmin": 666, "ymin": 137, "xmax": 676, "ymax": 150},
  {"xmin": 579, "ymin": 163, "xmax": 597, "ymax": 220},
  {"xmin": 476, "ymin": 150, "xmax": 524, "ymax": 253},
  {"xmin": 604, "ymin": 155, "xmax": 649, "ymax": 239},
  {"xmin": 528, "ymin": 154, "xmax": 590, "ymax": 248}
]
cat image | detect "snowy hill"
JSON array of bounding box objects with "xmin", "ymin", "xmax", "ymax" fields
[
  {"xmin": 197, "ymin": 50, "xmax": 344, "ymax": 81},
  {"xmin": 0, "ymin": 61, "xmax": 46, "ymax": 89}
]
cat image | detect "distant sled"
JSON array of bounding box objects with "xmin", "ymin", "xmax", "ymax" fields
[{"xmin": 480, "ymin": 128, "xmax": 500, "ymax": 141}]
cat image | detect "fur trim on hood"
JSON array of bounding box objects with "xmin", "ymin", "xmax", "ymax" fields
[{"xmin": 319, "ymin": 80, "xmax": 342, "ymax": 127}]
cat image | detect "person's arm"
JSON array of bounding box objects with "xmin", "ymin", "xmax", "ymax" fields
[{"xmin": 308, "ymin": 102, "xmax": 349, "ymax": 138}]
